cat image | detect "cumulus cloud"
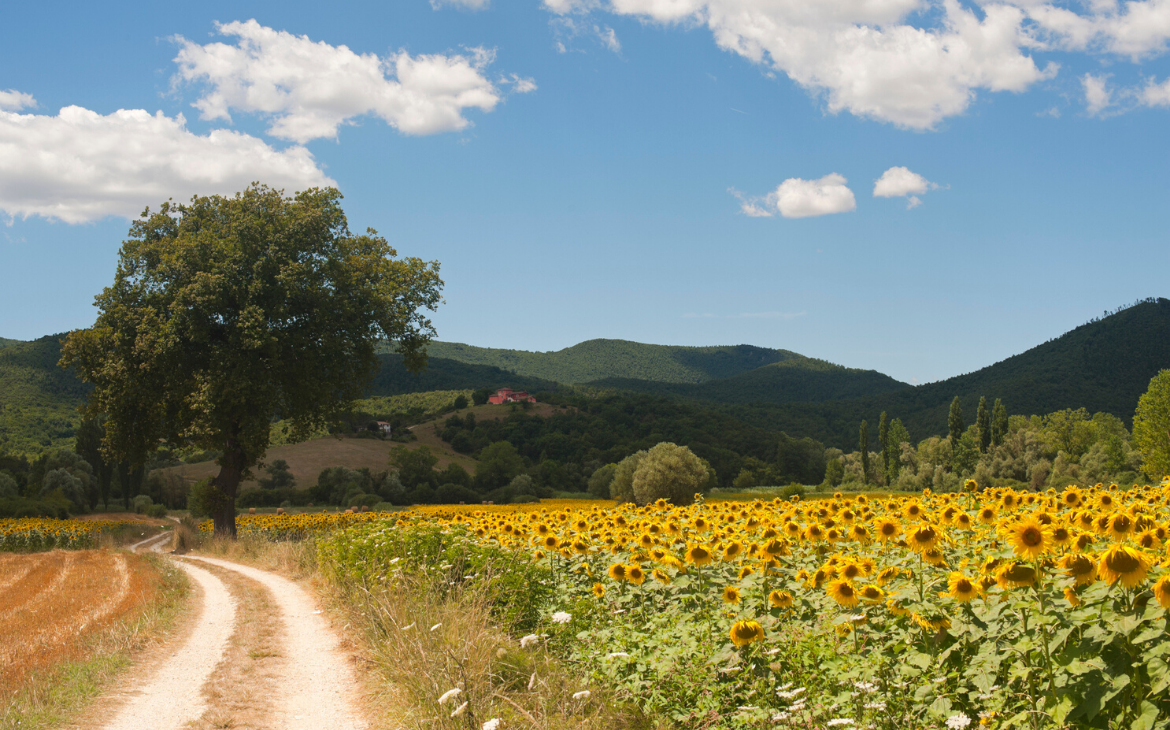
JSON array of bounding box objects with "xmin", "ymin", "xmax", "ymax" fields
[
  {"xmin": 550, "ymin": 16, "xmax": 622, "ymax": 52},
  {"xmin": 542, "ymin": 0, "xmax": 1170, "ymax": 128},
  {"xmin": 0, "ymin": 90, "xmax": 36, "ymax": 112},
  {"xmin": 1082, "ymin": 73, "xmax": 1114, "ymax": 114},
  {"xmin": 0, "ymin": 105, "xmax": 333, "ymax": 224},
  {"xmin": 873, "ymin": 166, "xmax": 938, "ymax": 207},
  {"xmin": 1141, "ymin": 76, "xmax": 1170, "ymax": 105},
  {"xmin": 735, "ymin": 175, "xmax": 856, "ymax": 218},
  {"xmin": 173, "ymin": 20, "xmax": 513, "ymax": 143}
]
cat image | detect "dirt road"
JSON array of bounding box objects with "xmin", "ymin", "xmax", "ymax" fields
[{"xmin": 96, "ymin": 545, "xmax": 367, "ymax": 730}]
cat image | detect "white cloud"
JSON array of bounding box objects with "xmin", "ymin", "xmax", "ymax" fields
[
  {"xmin": 774, "ymin": 174, "xmax": 857, "ymax": 218},
  {"xmin": 550, "ymin": 16, "xmax": 622, "ymax": 52},
  {"xmin": 874, "ymin": 166, "xmax": 933, "ymax": 198},
  {"xmin": 1082, "ymin": 72, "xmax": 1113, "ymax": 113},
  {"xmin": 504, "ymin": 74, "xmax": 538, "ymax": 93},
  {"xmin": 173, "ymin": 20, "xmax": 512, "ymax": 143},
  {"xmin": 0, "ymin": 90, "xmax": 36, "ymax": 112},
  {"xmin": 0, "ymin": 105, "xmax": 333, "ymax": 224},
  {"xmin": 544, "ymin": 0, "xmax": 1170, "ymax": 128},
  {"xmin": 1140, "ymin": 75, "xmax": 1170, "ymax": 105},
  {"xmin": 430, "ymin": 0, "xmax": 490, "ymax": 9}
]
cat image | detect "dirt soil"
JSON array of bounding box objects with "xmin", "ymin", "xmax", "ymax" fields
[{"xmin": 86, "ymin": 544, "xmax": 367, "ymax": 730}]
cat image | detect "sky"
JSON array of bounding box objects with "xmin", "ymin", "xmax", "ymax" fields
[{"xmin": 1, "ymin": 0, "xmax": 1167, "ymax": 385}]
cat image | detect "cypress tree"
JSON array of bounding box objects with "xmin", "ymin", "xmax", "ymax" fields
[
  {"xmin": 878, "ymin": 411, "xmax": 890, "ymax": 481},
  {"xmin": 948, "ymin": 397, "xmax": 965, "ymax": 446},
  {"xmin": 859, "ymin": 420, "xmax": 870, "ymax": 485},
  {"xmin": 976, "ymin": 396, "xmax": 990, "ymax": 453},
  {"xmin": 991, "ymin": 399, "xmax": 1008, "ymax": 447}
]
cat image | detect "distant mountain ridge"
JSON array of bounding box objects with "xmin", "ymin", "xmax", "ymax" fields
[{"xmin": 425, "ymin": 339, "xmax": 795, "ymax": 384}]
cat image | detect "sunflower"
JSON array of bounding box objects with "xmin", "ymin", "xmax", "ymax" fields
[
  {"xmin": 729, "ymin": 620, "xmax": 765, "ymax": 648},
  {"xmin": 1098, "ymin": 544, "xmax": 1152, "ymax": 588},
  {"xmin": 913, "ymin": 613, "xmax": 951, "ymax": 632},
  {"xmin": 1108, "ymin": 513, "xmax": 1134, "ymax": 542},
  {"xmin": 839, "ymin": 561, "xmax": 865, "ymax": 581},
  {"xmin": 886, "ymin": 597, "xmax": 910, "ymax": 617},
  {"xmin": 805, "ymin": 524, "xmax": 825, "ymax": 542},
  {"xmin": 1050, "ymin": 525, "xmax": 1073, "ymax": 547},
  {"xmin": 685, "ymin": 545, "xmax": 714, "ymax": 566},
  {"xmin": 1137, "ymin": 529, "xmax": 1162, "ymax": 550},
  {"xmin": 876, "ymin": 566, "xmax": 900, "ymax": 585},
  {"xmin": 722, "ymin": 585, "xmax": 742, "ymax": 604},
  {"xmin": 1061, "ymin": 487, "xmax": 1083, "ymax": 509},
  {"xmin": 592, "ymin": 582, "xmax": 606, "ymax": 598},
  {"xmin": 1074, "ymin": 531, "xmax": 1096, "ymax": 553},
  {"xmin": 858, "ymin": 584, "xmax": 886, "ymax": 604},
  {"xmin": 626, "ymin": 565, "xmax": 646, "ymax": 585},
  {"xmin": 977, "ymin": 506, "xmax": 998, "ymax": 525},
  {"xmin": 946, "ymin": 573, "xmax": 982, "ymax": 602},
  {"xmin": 907, "ymin": 524, "xmax": 941, "ymax": 553},
  {"xmin": 1058, "ymin": 553, "xmax": 1098, "ymax": 585},
  {"xmin": 1153, "ymin": 576, "xmax": 1170, "ymax": 609},
  {"xmin": 995, "ymin": 561, "xmax": 1037, "ymax": 590},
  {"xmin": 1064, "ymin": 587, "xmax": 1080, "ymax": 607},
  {"xmin": 607, "ymin": 563, "xmax": 628, "ymax": 582},
  {"xmin": 1008, "ymin": 518, "xmax": 1051, "ymax": 560},
  {"xmin": 922, "ymin": 548, "xmax": 948, "ymax": 568},
  {"xmin": 826, "ymin": 579, "xmax": 860, "ymax": 608},
  {"xmin": 875, "ymin": 518, "xmax": 901, "ymax": 543},
  {"xmin": 533, "ymin": 550, "xmax": 546, "ymax": 560},
  {"xmin": 724, "ymin": 541, "xmax": 744, "ymax": 561},
  {"xmin": 738, "ymin": 565, "xmax": 755, "ymax": 581},
  {"xmin": 769, "ymin": 589, "xmax": 794, "ymax": 609},
  {"xmin": 652, "ymin": 568, "xmax": 672, "ymax": 585},
  {"xmin": 954, "ymin": 512, "xmax": 973, "ymax": 530}
]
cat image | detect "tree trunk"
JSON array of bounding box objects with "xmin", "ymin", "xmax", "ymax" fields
[{"xmin": 212, "ymin": 439, "xmax": 248, "ymax": 538}]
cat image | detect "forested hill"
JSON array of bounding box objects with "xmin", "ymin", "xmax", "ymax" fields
[
  {"xmin": 424, "ymin": 339, "xmax": 793, "ymax": 384},
  {"xmin": 0, "ymin": 337, "xmax": 24, "ymax": 349},
  {"xmin": 0, "ymin": 335, "xmax": 90, "ymax": 453},
  {"xmin": 590, "ymin": 357, "xmax": 909, "ymax": 404},
  {"xmin": 366, "ymin": 352, "xmax": 560, "ymax": 397},
  {"xmin": 723, "ymin": 298, "xmax": 1170, "ymax": 449}
]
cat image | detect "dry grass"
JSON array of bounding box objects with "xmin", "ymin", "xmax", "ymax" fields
[
  {"xmin": 0, "ymin": 551, "xmax": 188, "ymax": 729},
  {"xmin": 327, "ymin": 569, "xmax": 661, "ymax": 730}
]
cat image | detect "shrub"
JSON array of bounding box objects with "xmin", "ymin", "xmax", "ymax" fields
[
  {"xmin": 779, "ymin": 482, "xmax": 807, "ymax": 500},
  {"xmin": 510, "ymin": 494, "xmax": 539, "ymax": 503},
  {"xmin": 631, "ymin": 442, "xmax": 708, "ymax": 506},
  {"xmin": 609, "ymin": 451, "xmax": 645, "ymax": 504},
  {"xmin": 187, "ymin": 479, "xmax": 232, "ymax": 518},
  {"xmin": 147, "ymin": 503, "xmax": 167, "ymax": 518},
  {"xmin": 132, "ymin": 494, "xmax": 153, "ymax": 514}
]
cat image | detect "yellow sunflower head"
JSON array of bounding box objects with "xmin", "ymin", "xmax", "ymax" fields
[
  {"xmin": 1153, "ymin": 576, "xmax": 1170, "ymax": 610},
  {"xmin": 1098, "ymin": 544, "xmax": 1151, "ymax": 588},
  {"xmin": 768, "ymin": 589, "xmax": 794, "ymax": 609},
  {"xmin": 592, "ymin": 582, "xmax": 606, "ymax": 598},
  {"xmin": 685, "ymin": 545, "xmax": 713, "ymax": 566},
  {"xmin": 858, "ymin": 584, "xmax": 886, "ymax": 604},
  {"xmin": 907, "ymin": 524, "xmax": 941, "ymax": 553},
  {"xmin": 1058, "ymin": 553, "xmax": 1098, "ymax": 586},
  {"xmin": 995, "ymin": 561, "xmax": 1037, "ymax": 590},
  {"xmin": 826, "ymin": 578, "xmax": 860, "ymax": 608},
  {"xmin": 626, "ymin": 565, "xmax": 646, "ymax": 585},
  {"xmin": 722, "ymin": 585, "xmax": 742, "ymax": 604},
  {"xmin": 729, "ymin": 620, "xmax": 765, "ymax": 648},
  {"xmin": 946, "ymin": 572, "xmax": 982, "ymax": 603},
  {"xmin": 1009, "ymin": 518, "xmax": 1051, "ymax": 560},
  {"xmin": 607, "ymin": 563, "xmax": 628, "ymax": 582}
]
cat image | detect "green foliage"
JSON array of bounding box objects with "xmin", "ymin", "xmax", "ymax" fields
[
  {"xmin": 610, "ymin": 451, "xmax": 645, "ymax": 504},
  {"xmin": 452, "ymin": 394, "xmax": 468, "ymax": 410},
  {"xmin": 187, "ymin": 478, "xmax": 232, "ymax": 519},
  {"xmin": 976, "ymin": 395, "xmax": 991, "ymax": 453},
  {"xmin": 318, "ymin": 523, "xmax": 553, "ymax": 632},
  {"xmin": 859, "ymin": 420, "xmax": 870, "ymax": 485},
  {"xmin": 823, "ymin": 457, "xmax": 845, "ymax": 487},
  {"xmin": 1134, "ymin": 370, "xmax": 1170, "ymax": 480},
  {"xmin": 631, "ymin": 442, "xmax": 710, "ymax": 506},
  {"xmin": 0, "ymin": 336, "xmax": 90, "ymax": 455},
  {"xmin": 587, "ymin": 463, "xmax": 617, "ymax": 499},
  {"xmin": 132, "ymin": 494, "xmax": 153, "ymax": 514},
  {"xmin": 258, "ymin": 459, "xmax": 296, "ymax": 490},
  {"xmin": 59, "ymin": 185, "xmax": 443, "ymax": 536},
  {"xmin": 991, "ymin": 398, "xmax": 1008, "ymax": 447},
  {"xmin": 473, "ymin": 441, "xmax": 526, "ymax": 492},
  {"xmin": 948, "ymin": 396, "xmax": 965, "ymax": 447}
]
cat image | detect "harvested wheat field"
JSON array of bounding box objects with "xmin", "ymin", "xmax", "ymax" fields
[{"xmin": 0, "ymin": 550, "xmax": 161, "ymax": 703}]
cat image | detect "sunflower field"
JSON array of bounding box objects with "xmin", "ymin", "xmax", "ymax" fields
[
  {"xmin": 0, "ymin": 517, "xmax": 133, "ymax": 551},
  {"xmin": 316, "ymin": 478, "xmax": 1170, "ymax": 730}
]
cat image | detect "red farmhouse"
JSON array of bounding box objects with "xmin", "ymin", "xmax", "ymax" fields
[{"xmin": 487, "ymin": 388, "xmax": 536, "ymax": 405}]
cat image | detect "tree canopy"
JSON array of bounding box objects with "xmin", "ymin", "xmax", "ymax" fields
[
  {"xmin": 61, "ymin": 185, "xmax": 443, "ymax": 535},
  {"xmin": 1134, "ymin": 370, "xmax": 1170, "ymax": 481}
]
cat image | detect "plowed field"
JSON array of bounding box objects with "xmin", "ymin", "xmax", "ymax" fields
[{"xmin": 0, "ymin": 550, "xmax": 160, "ymax": 701}]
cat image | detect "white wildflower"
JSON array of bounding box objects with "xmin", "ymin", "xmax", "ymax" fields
[
  {"xmin": 607, "ymin": 652, "xmax": 630, "ymax": 658},
  {"xmin": 764, "ymin": 648, "xmax": 782, "ymax": 655},
  {"xmin": 738, "ymin": 705, "xmax": 759, "ymax": 710},
  {"xmin": 551, "ymin": 612, "xmax": 572, "ymax": 624},
  {"xmin": 946, "ymin": 713, "xmax": 972, "ymax": 729},
  {"xmin": 864, "ymin": 702, "xmax": 886, "ymax": 710},
  {"xmin": 826, "ymin": 720, "xmax": 854, "ymax": 727},
  {"xmin": 482, "ymin": 720, "xmax": 501, "ymax": 730},
  {"xmin": 853, "ymin": 681, "xmax": 878, "ymax": 694},
  {"xmin": 520, "ymin": 634, "xmax": 540, "ymax": 648},
  {"xmin": 571, "ymin": 690, "xmax": 591, "ymax": 700},
  {"xmin": 438, "ymin": 688, "xmax": 462, "ymax": 705},
  {"xmin": 430, "ymin": 623, "xmax": 442, "ymax": 631},
  {"xmin": 849, "ymin": 613, "xmax": 867, "ymax": 622},
  {"xmin": 451, "ymin": 701, "xmax": 469, "ymax": 718},
  {"xmin": 776, "ymin": 687, "xmax": 806, "ymax": 700}
]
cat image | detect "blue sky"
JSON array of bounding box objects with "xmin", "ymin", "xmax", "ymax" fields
[{"xmin": 1, "ymin": 0, "xmax": 1167, "ymax": 385}]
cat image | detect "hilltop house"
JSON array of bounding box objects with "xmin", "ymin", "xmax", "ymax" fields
[{"xmin": 487, "ymin": 388, "xmax": 536, "ymax": 405}]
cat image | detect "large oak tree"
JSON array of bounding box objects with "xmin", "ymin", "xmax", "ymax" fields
[{"xmin": 61, "ymin": 185, "xmax": 443, "ymax": 536}]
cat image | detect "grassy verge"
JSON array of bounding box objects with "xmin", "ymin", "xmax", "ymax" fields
[{"xmin": 0, "ymin": 553, "xmax": 190, "ymax": 730}]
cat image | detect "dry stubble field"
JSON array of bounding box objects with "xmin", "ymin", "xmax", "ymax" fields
[{"xmin": 0, "ymin": 550, "xmax": 165, "ymax": 708}]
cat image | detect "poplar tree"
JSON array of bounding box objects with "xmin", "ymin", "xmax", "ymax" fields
[
  {"xmin": 991, "ymin": 399, "xmax": 1008, "ymax": 447},
  {"xmin": 859, "ymin": 420, "xmax": 870, "ymax": 485},
  {"xmin": 948, "ymin": 397, "xmax": 965, "ymax": 446},
  {"xmin": 878, "ymin": 411, "xmax": 890, "ymax": 481},
  {"xmin": 976, "ymin": 396, "xmax": 991, "ymax": 453}
]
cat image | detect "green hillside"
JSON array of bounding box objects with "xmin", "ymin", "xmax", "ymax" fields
[
  {"xmin": 0, "ymin": 335, "xmax": 90, "ymax": 454},
  {"xmin": 590, "ymin": 357, "xmax": 908, "ymax": 404},
  {"xmin": 722, "ymin": 298, "xmax": 1170, "ymax": 449},
  {"xmin": 366, "ymin": 352, "xmax": 561, "ymax": 397},
  {"xmin": 426, "ymin": 339, "xmax": 792, "ymax": 384},
  {"xmin": 0, "ymin": 338, "xmax": 24, "ymax": 349}
]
